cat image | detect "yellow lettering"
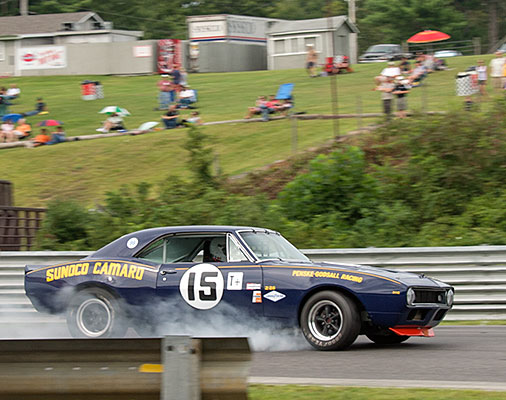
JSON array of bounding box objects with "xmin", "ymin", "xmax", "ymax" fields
[
  {"xmin": 68, "ymin": 264, "xmax": 76, "ymax": 277},
  {"xmin": 46, "ymin": 269, "xmax": 54, "ymax": 282},
  {"xmin": 127, "ymin": 265, "xmax": 137, "ymax": 279},
  {"xmin": 99, "ymin": 262, "xmax": 109, "ymax": 275},
  {"xmin": 93, "ymin": 262, "xmax": 102, "ymax": 274},
  {"xmin": 292, "ymin": 270, "xmax": 314, "ymax": 278},
  {"xmin": 119, "ymin": 264, "xmax": 128, "ymax": 277},
  {"xmin": 58, "ymin": 266, "xmax": 68, "ymax": 279},
  {"xmin": 80, "ymin": 263, "xmax": 89, "ymax": 276},
  {"xmin": 135, "ymin": 268, "xmax": 144, "ymax": 281},
  {"xmin": 110, "ymin": 263, "xmax": 121, "ymax": 276},
  {"xmin": 53, "ymin": 268, "xmax": 61, "ymax": 281},
  {"xmin": 340, "ymin": 274, "xmax": 363, "ymax": 283}
]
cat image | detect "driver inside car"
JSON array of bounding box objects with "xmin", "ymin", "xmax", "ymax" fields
[{"xmin": 209, "ymin": 237, "xmax": 227, "ymax": 262}]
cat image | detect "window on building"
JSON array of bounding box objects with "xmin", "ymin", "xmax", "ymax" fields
[
  {"xmin": 0, "ymin": 42, "xmax": 5, "ymax": 61},
  {"xmin": 274, "ymin": 39, "xmax": 285, "ymax": 54},
  {"xmin": 290, "ymin": 38, "xmax": 298, "ymax": 53}
]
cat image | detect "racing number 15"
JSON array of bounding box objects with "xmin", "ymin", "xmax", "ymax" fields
[{"xmin": 188, "ymin": 271, "xmax": 217, "ymax": 301}]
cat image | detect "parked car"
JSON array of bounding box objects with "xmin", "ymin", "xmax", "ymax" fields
[
  {"xmin": 24, "ymin": 225, "xmax": 454, "ymax": 350},
  {"xmin": 498, "ymin": 43, "xmax": 506, "ymax": 53},
  {"xmin": 434, "ymin": 50, "xmax": 463, "ymax": 58},
  {"xmin": 359, "ymin": 44, "xmax": 412, "ymax": 63}
]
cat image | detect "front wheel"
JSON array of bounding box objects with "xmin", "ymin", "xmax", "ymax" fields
[
  {"xmin": 300, "ymin": 291, "xmax": 361, "ymax": 351},
  {"xmin": 66, "ymin": 287, "xmax": 128, "ymax": 338}
]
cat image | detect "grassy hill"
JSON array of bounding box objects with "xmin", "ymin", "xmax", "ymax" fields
[{"xmin": 0, "ymin": 54, "xmax": 497, "ymax": 207}]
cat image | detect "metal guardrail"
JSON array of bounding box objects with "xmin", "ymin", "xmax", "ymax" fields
[
  {"xmin": 1, "ymin": 247, "xmax": 506, "ymax": 323},
  {"xmin": 0, "ymin": 336, "xmax": 251, "ymax": 400}
]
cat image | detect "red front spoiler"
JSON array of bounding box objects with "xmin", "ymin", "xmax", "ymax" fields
[{"xmin": 389, "ymin": 327, "xmax": 434, "ymax": 337}]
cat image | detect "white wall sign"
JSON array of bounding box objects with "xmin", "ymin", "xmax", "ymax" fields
[
  {"xmin": 189, "ymin": 20, "xmax": 226, "ymax": 39},
  {"xmin": 17, "ymin": 46, "xmax": 66, "ymax": 70},
  {"xmin": 133, "ymin": 45, "xmax": 152, "ymax": 58}
]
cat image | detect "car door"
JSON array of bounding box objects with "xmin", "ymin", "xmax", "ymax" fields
[{"xmin": 141, "ymin": 232, "xmax": 263, "ymax": 316}]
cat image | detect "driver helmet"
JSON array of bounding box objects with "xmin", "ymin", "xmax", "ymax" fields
[{"xmin": 210, "ymin": 238, "xmax": 227, "ymax": 262}]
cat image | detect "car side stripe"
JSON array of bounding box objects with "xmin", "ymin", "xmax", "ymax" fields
[{"xmin": 25, "ymin": 259, "xmax": 158, "ymax": 275}]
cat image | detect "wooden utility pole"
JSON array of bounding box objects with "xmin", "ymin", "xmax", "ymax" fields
[
  {"xmin": 346, "ymin": 0, "xmax": 358, "ymax": 64},
  {"xmin": 20, "ymin": 0, "xmax": 28, "ymax": 15},
  {"xmin": 327, "ymin": 1, "xmax": 340, "ymax": 138}
]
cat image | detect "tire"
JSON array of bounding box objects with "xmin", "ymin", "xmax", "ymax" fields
[
  {"xmin": 366, "ymin": 330, "xmax": 410, "ymax": 345},
  {"xmin": 66, "ymin": 287, "xmax": 128, "ymax": 338},
  {"xmin": 300, "ymin": 291, "xmax": 361, "ymax": 351}
]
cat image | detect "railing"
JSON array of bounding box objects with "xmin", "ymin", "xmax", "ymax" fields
[
  {"xmin": 0, "ymin": 336, "xmax": 251, "ymax": 400},
  {"xmin": 1, "ymin": 247, "xmax": 506, "ymax": 323},
  {"xmin": 0, "ymin": 207, "xmax": 45, "ymax": 251}
]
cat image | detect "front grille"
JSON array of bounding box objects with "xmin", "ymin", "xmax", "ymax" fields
[{"xmin": 413, "ymin": 289, "xmax": 446, "ymax": 304}]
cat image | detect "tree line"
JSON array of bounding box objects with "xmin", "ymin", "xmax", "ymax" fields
[{"xmin": 2, "ymin": 0, "xmax": 505, "ymax": 52}]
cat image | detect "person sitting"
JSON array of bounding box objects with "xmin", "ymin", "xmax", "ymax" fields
[
  {"xmin": 31, "ymin": 128, "xmax": 51, "ymax": 147},
  {"xmin": 399, "ymin": 57, "xmax": 411, "ymax": 75},
  {"xmin": 244, "ymin": 96, "xmax": 267, "ymax": 119},
  {"xmin": 47, "ymin": 126, "xmax": 66, "ymax": 145},
  {"xmin": 6, "ymin": 84, "xmax": 20, "ymax": 99},
  {"xmin": 0, "ymin": 92, "xmax": 12, "ymax": 117},
  {"xmin": 96, "ymin": 113, "xmax": 125, "ymax": 133},
  {"xmin": 177, "ymin": 86, "xmax": 197, "ymax": 109},
  {"xmin": 0, "ymin": 119, "xmax": 14, "ymax": 142},
  {"xmin": 23, "ymin": 97, "xmax": 48, "ymax": 117},
  {"xmin": 12, "ymin": 118, "xmax": 31, "ymax": 140},
  {"xmin": 277, "ymin": 99, "xmax": 294, "ymax": 116},
  {"xmin": 182, "ymin": 111, "xmax": 203, "ymax": 126},
  {"xmin": 409, "ymin": 61, "xmax": 428, "ymax": 86},
  {"xmin": 335, "ymin": 56, "xmax": 353, "ymax": 74},
  {"xmin": 161, "ymin": 105, "xmax": 181, "ymax": 129}
]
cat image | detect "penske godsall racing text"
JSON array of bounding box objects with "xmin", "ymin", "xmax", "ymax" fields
[{"xmin": 292, "ymin": 269, "xmax": 364, "ymax": 283}]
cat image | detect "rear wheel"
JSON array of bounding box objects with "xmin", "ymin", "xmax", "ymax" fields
[
  {"xmin": 301, "ymin": 291, "xmax": 361, "ymax": 351},
  {"xmin": 66, "ymin": 287, "xmax": 128, "ymax": 338},
  {"xmin": 366, "ymin": 330, "xmax": 410, "ymax": 345}
]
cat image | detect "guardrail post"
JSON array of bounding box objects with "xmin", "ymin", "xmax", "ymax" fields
[{"xmin": 161, "ymin": 336, "xmax": 200, "ymax": 400}]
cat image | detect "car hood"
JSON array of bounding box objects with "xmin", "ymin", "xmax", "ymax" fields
[{"xmin": 262, "ymin": 259, "xmax": 451, "ymax": 289}]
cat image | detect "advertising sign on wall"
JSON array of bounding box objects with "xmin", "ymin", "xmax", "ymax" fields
[
  {"xmin": 157, "ymin": 39, "xmax": 181, "ymax": 74},
  {"xmin": 17, "ymin": 46, "xmax": 66, "ymax": 70}
]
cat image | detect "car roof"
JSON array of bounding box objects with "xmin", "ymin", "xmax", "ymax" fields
[{"xmin": 89, "ymin": 225, "xmax": 275, "ymax": 260}]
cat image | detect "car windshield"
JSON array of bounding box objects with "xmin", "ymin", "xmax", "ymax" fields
[
  {"xmin": 366, "ymin": 45, "xmax": 394, "ymax": 53},
  {"xmin": 239, "ymin": 231, "xmax": 309, "ymax": 262}
]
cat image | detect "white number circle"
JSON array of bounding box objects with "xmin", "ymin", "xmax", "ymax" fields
[{"xmin": 179, "ymin": 264, "xmax": 224, "ymax": 310}]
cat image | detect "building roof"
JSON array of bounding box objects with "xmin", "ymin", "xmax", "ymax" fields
[
  {"xmin": 267, "ymin": 16, "xmax": 359, "ymax": 35},
  {"xmin": 0, "ymin": 12, "xmax": 103, "ymax": 35}
]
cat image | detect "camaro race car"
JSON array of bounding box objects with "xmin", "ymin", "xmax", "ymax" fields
[{"xmin": 25, "ymin": 226, "xmax": 454, "ymax": 350}]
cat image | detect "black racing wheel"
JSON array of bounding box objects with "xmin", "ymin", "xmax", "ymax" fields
[{"xmin": 301, "ymin": 290, "xmax": 361, "ymax": 351}]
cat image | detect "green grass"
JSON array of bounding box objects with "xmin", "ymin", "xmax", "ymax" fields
[
  {"xmin": 1, "ymin": 54, "xmax": 500, "ymax": 207},
  {"xmin": 441, "ymin": 320, "xmax": 506, "ymax": 325},
  {"xmin": 249, "ymin": 385, "xmax": 506, "ymax": 399}
]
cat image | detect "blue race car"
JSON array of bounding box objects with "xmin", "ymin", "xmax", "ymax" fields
[{"xmin": 25, "ymin": 226, "xmax": 454, "ymax": 350}]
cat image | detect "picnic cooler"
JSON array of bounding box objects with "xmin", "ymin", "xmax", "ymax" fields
[{"xmin": 455, "ymin": 72, "xmax": 478, "ymax": 96}]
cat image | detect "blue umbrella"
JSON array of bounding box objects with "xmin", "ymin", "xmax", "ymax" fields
[{"xmin": 1, "ymin": 113, "xmax": 23, "ymax": 123}]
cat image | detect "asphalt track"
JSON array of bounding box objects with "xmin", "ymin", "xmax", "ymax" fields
[
  {"xmin": 1, "ymin": 323, "xmax": 505, "ymax": 391},
  {"xmin": 250, "ymin": 326, "xmax": 506, "ymax": 391}
]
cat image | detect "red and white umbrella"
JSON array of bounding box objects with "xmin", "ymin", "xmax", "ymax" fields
[{"xmin": 407, "ymin": 30, "xmax": 450, "ymax": 43}]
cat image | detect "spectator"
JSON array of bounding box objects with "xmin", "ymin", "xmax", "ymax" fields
[
  {"xmin": 306, "ymin": 44, "xmax": 318, "ymax": 77},
  {"xmin": 0, "ymin": 119, "xmax": 15, "ymax": 142},
  {"xmin": 178, "ymin": 86, "xmax": 197, "ymax": 109},
  {"xmin": 381, "ymin": 61, "xmax": 401, "ymax": 78},
  {"xmin": 31, "ymin": 128, "xmax": 51, "ymax": 147},
  {"xmin": 0, "ymin": 90, "xmax": 12, "ymax": 117},
  {"xmin": 393, "ymin": 77, "xmax": 411, "ymax": 118},
  {"xmin": 261, "ymin": 95, "xmax": 281, "ymax": 121},
  {"xmin": 161, "ymin": 105, "xmax": 181, "ymax": 129},
  {"xmin": 476, "ymin": 60, "xmax": 488, "ymax": 98},
  {"xmin": 12, "ymin": 118, "xmax": 31, "ymax": 140},
  {"xmin": 409, "ymin": 61, "xmax": 427, "ymax": 86},
  {"xmin": 47, "ymin": 126, "xmax": 66, "ymax": 145},
  {"xmin": 489, "ymin": 51, "xmax": 505, "ymax": 91},
  {"xmin": 182, "ymin": 111, "xmax": 203, "ymax": 126},
  {"xmin": 244, "ymin": 96, "xmax": 267, "ymax": 119},
  {"xmin": 6, "ymin": 84, "xmax": 20, "ymax": 99},
  {"xmin": 170, "ymin": 64, "xmax": 182, "ymax": 87},
  {"xmin": 277, "ymin": 99, "xmax": 294, "ymax": 116},
  {"xmin": 374, "ymin": 76, "xmax": 395, "ymax": 120},
  {"xmin": 23, "ymin": 97, "xmax": 48, "ymax": 117},
  {"xmin": 157, "ymin": 74, "xmax": 174, "ymax": 110},
  {"xmin": 96, "ymin": 112, "xmax": 125, "ymax": 133},
  {"xmin": 179, "ymin": 67, "xmax": 188, "ymax": 87},
  {"xmin": 399, "ymin": 57, "xmax": 411, "ymax": 75}
]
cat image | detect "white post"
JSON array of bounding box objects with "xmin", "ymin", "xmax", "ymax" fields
[{"xmin": 347, "ymin": 0, "xmax": 358, "ymax": 64}]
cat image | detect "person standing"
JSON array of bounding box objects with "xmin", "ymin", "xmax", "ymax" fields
[
  {"xmin": 374, "ymin": 76, "xmax": 395, "ymax": 120},
  {"xmin": 393, "ymin": 78, "xmax": 410, "ymax": 119},
  {"xmin": 157, "ymin": 74, "xmax": 173, "ymax": 110},
  {"xmin": 489, "ymin": 51, "xmax": 505, "ymax": 91},
  {"xmin": 306, "ymin": 44, "xmax": 318, "ymax": 77},
  {"xmin": 476, "ymin": 60, "xmax": 488, "ymax": 98}
]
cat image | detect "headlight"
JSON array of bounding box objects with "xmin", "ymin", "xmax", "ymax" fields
[
  {"xmin": 446, "ymin": 289, "xmax": 454, "ymax": 306},
  {"xmin": 406, "ymin": 288, "xmax": 415, "ymax": 305}
]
